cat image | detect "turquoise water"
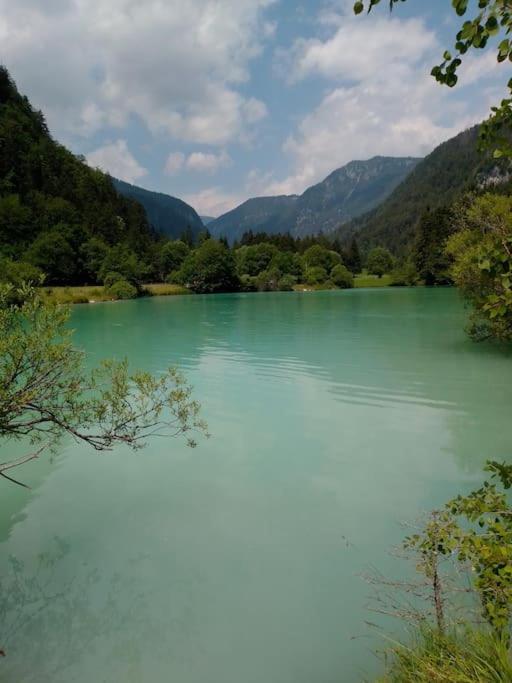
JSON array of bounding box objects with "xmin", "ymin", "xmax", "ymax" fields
[{"xmin": 1, "ymin": 288, "xmax": 511, "ymax": 682}]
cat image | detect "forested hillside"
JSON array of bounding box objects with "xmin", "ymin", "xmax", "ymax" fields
[
  {"xmin": 113, "ymin": 178, "xmax": 204, "ymax": 240},
  {"xmin": 341, "ymin": 126, "xmax": 510, "ymax": 253},
  {"xmin": 0, "ymin": 67, "xmax": 156, "ymax": 283},
  {"xmin": 209, "ymin": 157, "xmax": 420, "ymax": 242}
]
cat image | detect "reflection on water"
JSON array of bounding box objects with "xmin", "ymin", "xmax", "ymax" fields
[{"xmin": 1, "ymin": 288, "xmax": 511, "ymax": 682}]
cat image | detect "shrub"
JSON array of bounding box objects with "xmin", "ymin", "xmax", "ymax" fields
[
  {"xmin": 255, "ymin": 267, "xmax": 281, "ymax": 291},
  {"xmin": 106, "ymin": 279, "xmax": 138, "ymax": 300},
  {"xmin": 240, "ymin": 274, "xmax": 257, "ymax": 292},
  {"xmin": 390, "ymin": 262, "xmax": 419, "ymax": 287},
  {"xmin": 330, "ymin": 264, "xmax": 354, "ymax": 289},
  {"xmin": 278, "ymin": 274, "xmax": 297, "ymax": 291},
  {"xmin": 102, "ymin": 271, "xmax": 124, "ymax": 288},
  {"xmin": 305, "ymin": 266, "xmax": 328, "ymax": 285}
]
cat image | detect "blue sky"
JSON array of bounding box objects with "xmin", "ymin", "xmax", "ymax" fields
[{"xmin": 0, "ymin": 0, "xmax": 507, "ymax": 216}]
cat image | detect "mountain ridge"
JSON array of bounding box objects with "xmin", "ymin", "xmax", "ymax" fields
[
  {"xmin": 113, "ymin": 178, "xmax": 204, "ymax": 240},
  {"xmin": 209, "ymin": 156, "xmax": 421, "ymax": 242}
]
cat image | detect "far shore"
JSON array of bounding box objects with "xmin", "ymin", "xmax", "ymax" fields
[{"xmin": 40, "ymin": 274, "xmax": 395, "ymax": 305}]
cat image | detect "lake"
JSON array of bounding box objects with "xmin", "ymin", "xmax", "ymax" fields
[{"xmin": 1, "ymin": 288, "xmax": 511, "ymax": 682}]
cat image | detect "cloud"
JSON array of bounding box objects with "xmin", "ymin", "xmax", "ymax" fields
[
  {"xmin": 164, "ymin": 152, "xmax": 185, "ymax": 176},
  {"xmin": 269, "ymin": 9, "xmax": 507, "ymax": 195},
  {"xmin": 0, "ymin": 0, "xmax": 273, "ymax": 145},
  {"xmin": 86, "ymin": 140, "xmax": 147, "ymax": 183},
  {"xmin": 183, "ymin": 187, "xmax": 246, "ymax": 217},
  {"xmin": 186, "ymin": 150, "xmax": 232, "ymax": 173}
]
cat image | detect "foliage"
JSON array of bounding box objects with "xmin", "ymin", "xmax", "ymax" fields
[
  {"xmin": 390, "ymin": 261, "xmax": 419, "ymax": 287},
  {"xmin": 345, "ymin": 238, "xmax": 362, "ymax": 274},
  {"xmin": 303, "ymin": 245, "xmax": 341, "ymax": 272},
  {"xmin": 0, "ymin": 67, "xmax": 155, "ymax": 285},
  {"xmin": 414, "ymin": 208, "xmax": 456, "ymax": 286},
  {"xmin": 278, "ymin": 274, "xmax": 297, "ymax": 291},
  {"xmin": 353, "ymin": 0, "xmax": 512, "ymax": 158},
  {"xmin": 404, "ymin": 461, "xmax": 512, "ymax": 635},
  {"xmin": 305, "ymin": 266, "xmax": 328, "ymax": 285},
  {"xmin": 0, "ymin": 258, "xmax": 43, "ymax": 288},
  {"xmin": 177, "ymin": 239, "xmax": 240, "ymax": 294},
  {"xmin": 254, "ymin": 267, "xmax": 281, "ymax": 292},
  {"xmin": 159, "ymin": 240, "xmax": 190, "ymax": 280},
  {"xmin": 106, "ymin": 279, "xmax": 138, "ymax": 300},
  {"xmin": 330, "ymin": 264, "xmax": 354, "ymax": 289},
  {"xmin": 235, "ymin": 243, "xmax": 277, "ymax": 277},
  {"xmin": 379, "ymin": 625, "xmax": 512, "ymax": 683},
  {"xmin": 367, "ymin": 247, "xmax": 394, "ymax": 278},
  {"xmin": 0, "ymin": 285, "xmax": 206, "ymax": 486},
  {"xmin": 446, "ymin": 194, "xmax": 512, "ymax": 341}
]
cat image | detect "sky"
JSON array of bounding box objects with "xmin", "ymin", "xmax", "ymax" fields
[{"xmin": 0, "ymin": 0, "xmax": 508, "ymax": 217}]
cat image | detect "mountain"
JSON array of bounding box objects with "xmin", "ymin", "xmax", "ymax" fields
[
  {"xmin": 209, "ymin": 156, "xmax": 421, "ymax": 243},
  {"xmin": 200, "ymin": 215, "xmax": 216, "ymax": 225},
  {"xmin": 340, "ymin": 126, "xmax": 510, "ymax": 254},
  {"xmin": 0, "ymin": 66, "xmax": 155, "ymax": 281},
  {"xmin": 113, "ymin": 179, "xmax": 204, "ymax": 240}
]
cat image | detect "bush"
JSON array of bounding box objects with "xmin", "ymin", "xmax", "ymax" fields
[
  {"xmin": 305, "ymin": 266, "xmax": 328, "ymax": 285},
  {"xmin": 390, "ymin": 262, "xmax": 419, "ymax": 287},
  {"xmin": 240, "ymin": 274, "xmax": 257, "ymax": 292},
  {"xmin": 278, "ymin": 274, "xmax": 297, "ymax": 291},
  {"xmin": 330, "ymin": 264, "xmax": 354, "ymax": 289},
  {"xmin": 0, "ymin": 258, "xmax": 43, "ymax": 287},
  {"xmin": 255, "ymin": 267, "xmax": 281, "ymax": 291},
  {"xmin": 106, "ymin": 279, "xmax": 138, "ymax": 300},
  {"xmin": 102, "ymin": 271, "xmax": 124, "ymax": 288},
  {"xmin": 165, "ymin": 269, "xmax": 184, "ymax": 285}
]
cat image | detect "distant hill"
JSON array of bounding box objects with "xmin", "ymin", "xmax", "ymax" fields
[
  {"xmin": 200, "ymin": 215, "xmax": 216, "ymax": 225},
  {"xmin": 339, "ymin": 126, "xmax": 510, "ymax": 253},
  {"xmin": 113, "ymin": 179, "xmax": 204, "ymax": 240},
  {"xmin": 209, "ymin": 156, "xmax": 421, "ymax": 242},
  {"xmin": 0, "ymin": 66, "xmax": 155, "ymax": 282}
]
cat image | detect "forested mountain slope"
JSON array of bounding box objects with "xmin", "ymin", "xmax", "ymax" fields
[
  {"xmin": 0, "ymin": 66, "xmax": 156, "ymax": 282},
  {"xmin": 209, "ymin": 156, "xmax": 420, "ymax": 242},
  {"xmin": 113, "ymin": 179, "xmax": 204, "ymax": 240},
  {"xmin": 340, "ymin": 126, "xmax": 510, "ymax": 253}
]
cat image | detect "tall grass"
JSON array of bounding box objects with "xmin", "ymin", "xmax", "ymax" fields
[{"xmin": 379, "ymin": 626, "xmax": 512, "ymax": 682}]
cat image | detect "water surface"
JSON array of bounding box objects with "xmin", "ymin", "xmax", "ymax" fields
[{"xmin": 1, "ymin": 288, "xmax": 511, "ymax": 682}]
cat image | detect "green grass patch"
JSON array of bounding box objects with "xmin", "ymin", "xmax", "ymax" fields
[
  {"xmin": 41, "ymin": 282, "xmax": 190, "ymax": 305},
  {"xmin": 379, "ymin": 626, "xmax": 512, "ymax": 682},
  {"xmin": 355, "ymin": 273, "xmax": 393, "ymax": 288}
]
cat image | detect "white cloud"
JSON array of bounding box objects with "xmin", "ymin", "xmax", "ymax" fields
[
  {"xmin": 86, "ymin": 140, "xmax": 147, "ymax": 183},
  {"xmin": 0, "ymin": 0, "xmax": 273, "ymax": 145},
  {"xmin": 269, "ymin": 8, "xmax": 506, "ymax": 195},
  {"xmin": 186, "ymin": 150, "xmax": 232, "ymax": 173},
  {"xmin": 164, "ymin": 152, "xmax": 185, "ymax": 176},
  {"xmin": 183, "ymin": 187, "xmax": 246, "ymax": 217}
]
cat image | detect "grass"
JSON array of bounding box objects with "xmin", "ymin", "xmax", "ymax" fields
[
  {"xmin": 41, "ymin": 282, "xmax": 190, "ymax": 305},
  {"xmin": 355, "ymin": 273, "xmax": 393, "ymax": 288},
  {"xmin": 378, "ymin": 626, "xmax": 512, "ymax": 683}
]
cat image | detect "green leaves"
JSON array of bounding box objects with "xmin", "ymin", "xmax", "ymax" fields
[{"xmin": 353, "ymin": 0, "xmax": 512, "ymax": 158}]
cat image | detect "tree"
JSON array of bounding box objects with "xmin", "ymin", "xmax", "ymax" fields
[
  {"xmin": 159, "ymin": 240, "xmax": 190, "ymax": 280},
  {"xmin": 26, "ymin": 229, "xmax": 78, "ymax": 284},
  {"xmin": 414, "ymin": 207, "xmax": 455, "ymax": 285},
  {"xmin": 330, "ymin": 264, "xmax": 354, "ymax": 289},
  {"xmin": 367, "ymin": 247, "xmax": 394, "ymax": 277},
  {"xmin": 0, "ymin": 286, "xmax": 207, "ymax": 487},
  {"xmin": 353, "ymin": 0, "xmax": 512, "ymax": 157},
  {"xmin": 178, "ymin": 239, "xmax": 239, "ymax": 294},
  {"xmin": 236, "ymin": 243, "xmax": 278, "ymax": 276},
  {"xmin": 303, "ymin": 245, "xmax": 341, "ymax": 272},
  {"xmin": 345, "ymin": 238, "xmax": 362, "ymax": 274},
  {"xmin": 446, "ymin": 193, "xmax": 512, "ymax": 341}
]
